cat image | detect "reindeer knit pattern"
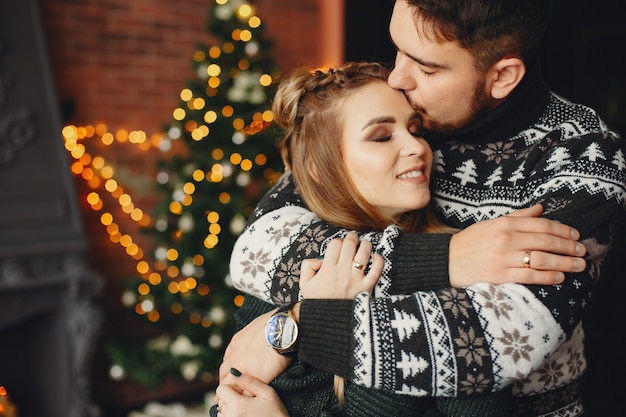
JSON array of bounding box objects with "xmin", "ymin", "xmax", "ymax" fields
[{"xmin": 229, "ymin": 64, "xmax": 626, "ymax": 417}]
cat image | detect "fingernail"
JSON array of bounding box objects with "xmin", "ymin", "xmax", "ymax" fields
[
  {"xmin": 230, "ymin": 367, "xmax": 241, "ymax": 377},
  {"xmin": 575, "ymin": 243, "xmax": 585, "ymax": 256},
  {"xmin": 555, "ymin": 273, "xmax": 565, "ymax": 284},
  {"xmin": 573, "ymin": 259, "xmax": 585, "ymax": 271}
]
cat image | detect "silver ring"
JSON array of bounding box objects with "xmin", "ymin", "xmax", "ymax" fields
[
  {"xmin": 353, "ymin": 261, "xmax": 366, "ymax": 271},
  {"xmin": 523, "ymin": 251, "xmax": 531, "ymax": 268}
]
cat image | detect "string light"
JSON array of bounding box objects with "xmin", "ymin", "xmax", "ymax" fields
[
  {"xmin": 0, "ymin": 386, "xmax": 16, "ymax": 416},
  {"xmin": 62, "ymin": 113, "xmax": 276, "ymax": 324}
]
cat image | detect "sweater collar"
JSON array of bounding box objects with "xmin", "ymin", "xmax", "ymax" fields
[{"xmin": 426, "ymin": 61, "xmax": 551, "ymax": 145}]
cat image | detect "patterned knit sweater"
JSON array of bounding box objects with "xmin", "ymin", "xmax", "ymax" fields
[
  {"xmin": 229, "ymin": 64, "xmax": 626, "ymax": 416},
  {"xmin": 209, "ymin": 294, "xmax": 513, "ymax": 417}
]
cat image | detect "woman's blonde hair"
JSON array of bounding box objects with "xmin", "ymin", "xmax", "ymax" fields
[
  {"xmin": 272, "ymin": 62, "xmax": 453, "ymax": 403},
  {"xmin": 273, "ymin": 61, "xmax": 450, "ymax": 234}
]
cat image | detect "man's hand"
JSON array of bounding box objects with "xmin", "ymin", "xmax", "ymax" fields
[
  {"xmin": 219, "ymin": 310, "xmax": 292, "ymax": 385},
  {"xmin": 449, "ymin": 204, "xmax": 587, "ymax": 287}
]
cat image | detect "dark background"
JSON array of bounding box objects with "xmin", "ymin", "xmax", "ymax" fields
[
  {"xmin": 344, "ymin": 1, "xmax": 625, "ymax": 415},
  {"xmin": 344, "ymin": 0, "xmax": 625, "ymax": 137}
]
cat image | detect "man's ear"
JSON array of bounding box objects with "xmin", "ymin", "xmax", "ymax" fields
[{"xmin": 486, "ymin": 57, "xmax": 526, "ymax": 100}]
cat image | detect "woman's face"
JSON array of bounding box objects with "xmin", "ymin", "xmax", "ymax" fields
[{"xmin": 341, "ymin": 80, "xmax": 433, "ymax": 219}]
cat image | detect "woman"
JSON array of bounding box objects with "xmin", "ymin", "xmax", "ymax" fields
[{"xmin": 211, "ymin": 62, "xmax": 517, "ymax": 416}]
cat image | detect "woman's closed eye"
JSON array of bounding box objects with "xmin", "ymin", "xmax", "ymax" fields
[
  {"xmin": 373, "ymin": 135, "xmax": 392, "ymax": 143},
  {"xmin": 409, "ymin": 119, "xmax": 424, "ymax": 137},
  {"xmin": 369, "ymin": 127, "xmax": 393, "ymax": 143}
]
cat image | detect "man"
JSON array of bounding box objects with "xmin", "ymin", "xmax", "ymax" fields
[{"xmin": 220, "ymin": 1, "xmax": 626, "ymax": 416}]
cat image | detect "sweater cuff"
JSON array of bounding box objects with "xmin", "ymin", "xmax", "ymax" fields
[
  {"xmin": 392, "ymin": 233, "xmax": 451, "ymax": 292},
  {"xmin": 298, "ymin": 298, "xmax": 354, "ymax": 378}
]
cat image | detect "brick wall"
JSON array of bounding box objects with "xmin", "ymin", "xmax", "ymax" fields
[
  {"xmin": 39, "ymin": 0, "xmax": 324, "ymax": 410},
  {"xmin": 40, "ymin": 0, "xmax": 323, "ymax": 301},
  {"xmin": 41, "ymin": 0, "xmax": 321, "ymax": 127}
]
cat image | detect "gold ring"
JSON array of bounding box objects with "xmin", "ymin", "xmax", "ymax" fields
[
  {"xmin": 353, "ymin": 261, "xmax": 366, "ymax": 271},
  {"xmin": 523, "ymin": 251, "xmax": 531, "ymax": 268}
]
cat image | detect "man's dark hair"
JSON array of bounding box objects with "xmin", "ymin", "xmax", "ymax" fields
[{"xmin": 404, "ymin": 0, "xmax": 554, "ymax": 70}]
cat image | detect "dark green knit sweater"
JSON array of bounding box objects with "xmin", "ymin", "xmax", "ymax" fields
[{"xmin": 210, "ymin": 295, "xmax": 512, "ymax": 417}]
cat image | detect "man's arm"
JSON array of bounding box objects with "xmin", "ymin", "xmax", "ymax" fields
[
  {"xmin": 230, "ymin": 174, "xmax": 583, "ymax": 305},
  {"xmin": 296, "ymin": 130, "xmax": 626, "ymax": 396},
  {"xmin": 225, "ymin": 171, "xmax": 596, "ymax": 394}
]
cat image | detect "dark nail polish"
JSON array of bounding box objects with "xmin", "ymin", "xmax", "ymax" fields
[{"xmin": 230, "ymin": 367, "xmax": 242, "ymax": 377}]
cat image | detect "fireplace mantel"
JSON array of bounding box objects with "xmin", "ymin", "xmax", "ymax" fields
[{"xmin": 0, "ymin": 1, "xmax": 102, "ymax": 416}]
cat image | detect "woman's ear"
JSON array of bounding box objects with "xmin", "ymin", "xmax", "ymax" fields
[{"xmin": 486, "ymin": 57, "xmax": 526, "ymax": 100}]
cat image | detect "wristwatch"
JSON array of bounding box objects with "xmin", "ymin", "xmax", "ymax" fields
[{"xmin": 265, "ymin": 302, "xmax": 299, "ymax": 357}]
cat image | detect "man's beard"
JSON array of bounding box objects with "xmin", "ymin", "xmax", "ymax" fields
[{"xmin": 412, "ymin": 79, "xmax": 496, "ymax": 136}]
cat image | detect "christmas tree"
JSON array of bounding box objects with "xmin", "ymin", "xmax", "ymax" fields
[{"xmin": 107, "ymin": 0, "xmax": 283, "ymax": 389}]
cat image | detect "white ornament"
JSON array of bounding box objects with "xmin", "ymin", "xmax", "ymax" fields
[
  {"xmin": 232, "ymin": 132, "xmax": 245, "ymax": 145},
  {"xmin": 222, "ymin": 163, "xmax": 233, "ymax": 177},
  {"xmin": 170, "ymin": 334, "xmax": 201, "ymax": 356},
  {"xmin": 178, "ymin": 213, "xmax": 194, "ymax": 232},
  {"xmin": 147, "ymin": 334, "xmax": 171, "ymax": 351},
  {"xmin": 197, "ymin": 64, "xmax": 209, "ymax": 80},
  {"xmin": 181, "ymin": 261, "xmax": 195, "ymax": 276},
  {"xmin": 156, "ymin": 171, "xmax": 169, "ymax": 184},
  {"xmin": 209, "ymin": 334, "xmax": 223, "ymax": 349},
  {"xmin": 121, "ymin": 290, "xmax": 137, "ymax": 307},
  {"xmin": 141, "ymin": 299, "xmax": 154, "ymax": 312},
  {"xmin": 159, "ymin": 136, "xmax": 172, "ymax": 152},
  {"xmin": 209, "ymin": 306, "xmax": 226, "ymax": 324},
  {"xmin": 224, "ymin": 273, "xmax": 233, "ymax": 287},
  {"xmin": 172, "ymin": 188, "xmax": 185, "ymax": 202},
  {"xmin": 168, "ymin": 126, "xmax": 181, "ymax": 139},
  {"xmin": 230, "ymin": 214, "xmax": 246, "ymax": 235},
  {"xmin": 245, "ymin": 41, "xmax": 259, "ymax": 56},
  {"xmin": 155, "ymin": 217, "xmax": 168, "ymax": 232},
  {"xmin": 236, "ymin": 172, "xmax": 250, "ymax": 187},
  {"xmin": 181, "ymin": 360, "xmax": 202, "ymax": 381},
  {"xmin": 109, "ymin": 364, "xmax": 126, "ymax": 381},
  {"xmin": 214, "ymin": 4, "xmax": 234, "ymax": 20}
]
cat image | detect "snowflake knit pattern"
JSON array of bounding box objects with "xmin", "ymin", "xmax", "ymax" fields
[{"xmin": 229, "ymin": 64, "xmax": 626, "ymax": 417}]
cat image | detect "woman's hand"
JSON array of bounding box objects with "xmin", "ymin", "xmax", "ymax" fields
[
  {"xmin": 300, "ymin": 232, "xmax": 383, "ymax": 299},
  {"xmin": 215, "ymin": 368, "xmax": 289, "ymax": 417},
  {"xmin": 219, "ymin": 311, "xmax": 292, "ymax": 385}
]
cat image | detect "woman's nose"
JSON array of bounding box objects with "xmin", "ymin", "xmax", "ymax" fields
[{"xmin": 400, "ymin": 135, "xmax": 427, "ymax": 157}]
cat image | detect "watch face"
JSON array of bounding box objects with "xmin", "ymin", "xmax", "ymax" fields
[{"xmin": 265, "ymin": 312, "xmax": 298, "ymax": 350}]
